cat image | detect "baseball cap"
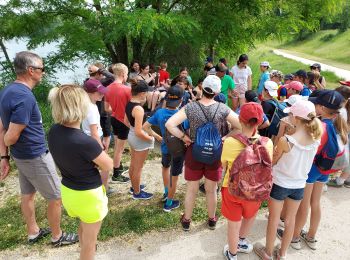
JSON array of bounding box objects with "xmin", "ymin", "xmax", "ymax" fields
[
  {"xmin": 239, "ymin": 102, "xmax": 264, "ymax": 126},
  {"xmin": 260, "ymin": 61, "xmax": 270, "ymax": 67},
  {"xmin": 284, "ymin": 81, "xmax": 303, "ymax": 91},
  {"xmin": 294, "ymin": 69, "xmax": 307, "ymax": 79},
  {"xmin": 214, "ymin": 93, "xmax": 227, "ymax": 103},
  {"xmin": 165, "ymin": 85, "xmax": 184, "ymax": 108},
  {"xmin": 283, "ymin": 100, "xmax": 316, "ymax": 120},
  {"xmin": 284, "ymin": 94, "xmax": 306, "ymax": 106},
  {"xmin": 310, "ymin": 63, "xmax": 321, "ymax": 71},
  {"xmin": 284, "ymin": 74, "xmax": 294, "ymax": 81},
  {"xmin": 264, "ymin": 80, "xmax": 278, "ymax": 97},
  {"xmin": 83, "ymin": 79, "xmax": 107, "ymax": 94},
  {"xmin": 202, "ymin": 75, "xmax": 221, "ymax": 94},
  {"xmin": 339, "ymin": 80, "xmax": 350, "ymax": 87},
  {"xmin": 245, "ymin": 90, "xmax": 259, "ymax": 103},
  {"xmin": 309, "ymin": 90, "xmax": 344, "ymax": 110}
]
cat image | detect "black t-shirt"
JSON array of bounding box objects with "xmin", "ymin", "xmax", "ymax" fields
[
  {"xmin": 48, "ymin": 124, "xmax": 103, "ymax": 190},
  {"xmin": 261, "ymin": 100, "xmax": 276, "ymax": 121}
]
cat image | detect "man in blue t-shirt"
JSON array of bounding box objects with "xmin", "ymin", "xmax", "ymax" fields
[
  {"xmin": 0, "ymin": 51, "xmax": 77, "ymax": 246},
  {"xmin": 144, "ymin": 85, "xmax": 189, "ymax": 212}
]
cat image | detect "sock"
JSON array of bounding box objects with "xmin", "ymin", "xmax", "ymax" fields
[
  {"xmin": 228, "ymin": 250, "xmax": 237, "ymax": 258},
  {"xmin": 28, "ymin": 231, "xmax": 40, "ymax": 240},
  {"xmin": 166, "ymin": 198, "xmax": 173, "ymax": 206},
  {"xmin": 336, "ymin": 177, "xmax": 345, "ymax": 185},
  {"xmin": 164, "ymin": 186, "xmax": 168, "ymax": 196}
]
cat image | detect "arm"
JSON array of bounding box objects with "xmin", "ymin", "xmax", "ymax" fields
[
  {"xmin": 321, "ymin": 76, "xmax": 326, "ymax": 88},
  {"xmin": 247, "ymin": 75, "xmax": 252, "ymax": 90},
  {"xmin": 143, "ymin": 121, "xmax": 162, "ymax": 142},
  {"xmin": 4, "ymin": 122, "xmax": 26, "ymax": 146},
  {"xmin": 258, "ymin": 118, "xmax": 270, "ymax": 130},
  {"xmin": 226, "ymin": 111, "xmax": 242, "ymax": 132},
  {"xmin": 104, "ymin": 101, "xmax": 112, "ymax": 113},
  {"xmin": 272, "ymin": 136, "xmax": 289, "ymax": 165},
  {"xmin": 165, "ymin": 108, "xmax": 191, "ymax": 146},
  {"xmin": 93, "ymin": 151, "xmax": 113, "ymax": 173},
  {"xmin": 0, "ymin": 118, "xmax": 10, "ymax": 180},
  {"xmin": 274, "ymin": 120, "xmax": 286, "ymax": 145},
  {"xmin": 90, "ymin": 124, "xmax": 104, "ymax": 149},
  {"xmin": 133, "ymin": 106, "xmax": 153, "ymax": 142}
]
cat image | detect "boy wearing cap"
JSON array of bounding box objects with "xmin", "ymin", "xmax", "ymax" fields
[
  {"xmin": 82, "ymin": 79, "xmax": 112, "ymax": 193},
  {"xmin": 257, "ymin": 61, "xmax": 270, "ymax": 99},
  {"xmin": 221, "ymin": 102, "xmax": 273, "ymax": 260},
  {"xmin": 144, "ymin": 86, "xmax": 189, "ymax": 212}
]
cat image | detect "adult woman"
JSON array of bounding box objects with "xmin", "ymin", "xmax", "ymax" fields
[
  {"xmin": 48, "ymin": 85, "xmax": 113, "ymax": 260},
  {"xmin": 230, "ymin": 54, "xmax": 252, "ymax": 111},
  {"xmin": 129, "ymin": 60, "xmax": 140, "ymax": 81},
  {"xmin": 166, "ymin": 75, "xmax": 241, "ymax": 231},
  {"xmin": 137, "ymin": 64, "xmax": 160, "ymax": 111},
  {"xmin": 126, "ymin": 79, "xmax": 155, "ymax": 200}
]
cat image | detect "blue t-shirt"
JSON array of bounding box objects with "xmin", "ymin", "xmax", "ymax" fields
[
  {"xmin": 257, "ymin": 71, "xmax": 270, "ymax": 95},
  {"xmin": 300, "ymin": 86, "xmax": 311, "ymax": 97},
  {"xmin": 180, "ymin": 91, "xmax": 191, "ymax": 108},
  {"xmin": 147, "ymin": 108, "xmax": 189, "ymax": 154},
  {"xmin": 0, "ymin": 82, "xmax": 46, "ymax": 159}
]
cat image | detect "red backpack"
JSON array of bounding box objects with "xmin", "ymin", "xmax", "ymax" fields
[{"xmin": 228, "ymin": 134, "xmax": 273, "ymax": 201}]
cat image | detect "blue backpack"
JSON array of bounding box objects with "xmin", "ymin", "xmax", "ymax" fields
[
  {"xmin": 192, "ymin": 102, "xmax": 222, "ymax": 164},
  {"xmin": 266, "ymin": 99, "xmax": 288, "ymax": 136}
]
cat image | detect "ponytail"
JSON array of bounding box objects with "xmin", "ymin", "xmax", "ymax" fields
[
  {"xmin": 334, "ymin": 113, "xmax": 349, "ymax": 144},
  {"xmin": 299, "ymin": 112, "xmax": 323, "ymax": 140}
]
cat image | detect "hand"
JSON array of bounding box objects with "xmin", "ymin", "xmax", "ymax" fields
[
  {"xmin": 182, "ymin": 135, "xmax": 192, "ymax": 147},
  {"xmin": 156, "ymin": 136, "xmax": 163, "ymax": 142},
  {"xmin": 0, "ymin": 159, "xmax": 10, "ymax": 181},
  {"xmin": 88, "ymin": 65, "xmax": 99, "ymax": 74}
]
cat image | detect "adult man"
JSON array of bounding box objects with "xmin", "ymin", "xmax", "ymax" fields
[
  {"xmin": 104, "ymin": 63, "xmax": 131, "ymax": 183},
  {"xmin": 0, "ymin": 51, "xmax": 78, "ymax": 246}
]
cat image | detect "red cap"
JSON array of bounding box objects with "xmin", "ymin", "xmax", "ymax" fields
[
  {"xmin": 239, "ymin": 102, "xmax": 264, "ymax": 126},
  {"xmin": 284, "ymin": 81, "xmax": 303, "ymax": 91},
  {"xmin": 339, "ymin": 81, "xmax": 350, "ymax": 87}
]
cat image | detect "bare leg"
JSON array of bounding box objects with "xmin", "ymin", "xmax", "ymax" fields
[
  {"xmin": 239, "ymin": 216, "xmax": 257, "ymax": 238},
  {"xmin": 293, "ymin": 184, "xmax": 313, "ymax": 239},
  {"xmin": 162, "ymin": 166, "xmax": 170, "ymax": 194},
  {"xmin": 232, "ymin": 97, "xmax": 239, "ymax": 111},
  {"xmin": 47, "ymin": 199, "xmax": 63, "ymax": 239},
  {"xmin": 266, "ymin": 198, "xmax": 284, "ymax": 256},
  {"xmin": 21, "ymin": 193, "xmax": 40, "ymax": 236},
  {"xmin": 129, "ymin": 148, "xmax": 149, "ymax": 194},
  {"xmin": 239, "ymin": 97, "xmax": 246, "ymax": 107},
  {"xmin": 227, "ymin": 219, "xmax": 242, "ymax": 254},
  {"xmin": 280, "ymin": 204, "xmax": 287, "ymax": 220},
  {"xmin": 113, "ymin": 138, "xmax": 126, "ymax": 169},
  {"xmin": 151, "ymin": 91, "xmax": 160, "ymax": 111},
  {"xmin": 308, "ymin": 182, "xmax": 324, "ymax": 238},
  {"xmin": 80, "ymin": 221, "xmax": 102, "ymax": 260},
  {"xmin": 184, "ymin": 180, "xmax": 200, "ymax": 219},
  {"xmin": 78, "ymin": 222, "xmax": 83, "ymax": 248},
  {"xmin": 204, "ymin": 178, "xmax": 217, "ymax": 219}
]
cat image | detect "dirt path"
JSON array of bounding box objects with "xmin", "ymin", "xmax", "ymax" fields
[
  {"xmin": 1, "ymin": 181, "xmax": 349, "ymax": 259},
  {"xmin": 273, "ymin": 49, "xmax": 350, "ymax": 81}
]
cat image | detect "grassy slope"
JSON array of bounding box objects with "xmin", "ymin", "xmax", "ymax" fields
[
  {"xmin": 275, "ymin": 30, "xmax": 350, "ymax": 69},
  {"xmin": 247, "ymin": 45, "xmax": 341, "ymax": 89}
]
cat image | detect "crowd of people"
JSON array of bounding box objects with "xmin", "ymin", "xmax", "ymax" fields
[{"xmin": 0, "ymin": 51, "xmax": 350, "ymax": 260}]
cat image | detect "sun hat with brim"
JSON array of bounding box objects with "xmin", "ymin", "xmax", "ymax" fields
[
  {"xmin": 239, "ymin": 102, "xmax": 264, "ymax": 126},
  {"xmin": 83, "ymin": 79, "xmax": 108, "ymax": 94},
  {"xmin": 284, "ymin": 94, "xmax": 305, "ymax": 106},
  {"xmin": 339, "ymin": 81, "xmax": 350, "ymax": 87},
  {"xmin": 283, "ymin": 100, "xmax": 315, "ymax": 120},
  {"xmin": 264, "ymin": 80, "xmax": 278, "ymax": 97},
  {"xmin": 202, "ymin": 75, "xmax": 221, "ymax": 94},
  {"xmin": 308, "ymin": 89, "xmax": 344, "ymax": 110},
  {"xmin": 260, "ymin": 61, "xmax": 270, "ymax": 67},
  {"xmin": 165, "ymin": 85, "xmax": 184, "ymax": 108}
]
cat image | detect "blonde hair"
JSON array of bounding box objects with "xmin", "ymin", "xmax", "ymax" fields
[
  {"xmin": 48, "ymin": 84, "xmax": 90, "ymax": 125},
  {"xmin": 112, "ymin": 63, "xmax": 128, "ymax": 77},
  {"xmin": 297, "ymin": 112, "xmax": 323, "ymax": 140},
  {"xmin": 160, "ymin": 61, "xmax": 167, "ymax": 69},
  {"xmin": 334, "ymin": 114, "xmax": 349, "ymax": 144}
]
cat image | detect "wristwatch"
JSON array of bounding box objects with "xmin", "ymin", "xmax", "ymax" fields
[{"xmin": 0, "ymin": 155, "xmax": 10, "ymax": 161}]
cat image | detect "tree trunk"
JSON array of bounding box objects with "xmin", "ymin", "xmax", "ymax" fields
[
  {"xmin": 132, "ymin": 37, "xmax": 143, "ymax": 63},
  {"xmin": 115, "ymin": 36, "xmax": 128, "ymax": 65},
  {"xmin": 0, "ymin": 38, "xmax": 15, "ymax": 74}
]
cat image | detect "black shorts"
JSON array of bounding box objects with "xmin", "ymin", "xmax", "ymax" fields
[
  {"xmin": 161, "ymin": 153, "xmax": 185, "ymax": 176},
  {"xmin": 111, "ymin": 117, "xmax": 129, "ymax": 140},
  {"xmin": 100, "ymin": 115, "xmax": 111, "ymax": 137}
]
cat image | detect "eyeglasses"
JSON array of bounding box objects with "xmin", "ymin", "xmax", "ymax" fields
[{"xmin": 30, "ymin": 66, "xmax": 45, "ymax": 72}]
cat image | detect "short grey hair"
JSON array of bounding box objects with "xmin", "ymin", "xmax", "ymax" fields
[{"xmin": 14, "ymin": 51, "xmax": 42, "ymax": 75}]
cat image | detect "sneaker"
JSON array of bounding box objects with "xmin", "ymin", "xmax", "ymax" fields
[
  {"xmin": 128, "ymin": 184, "xmax": 146, "ymax": 195},
  {"xmin": 28, "ymin": 228, "xmax": 51, "ymax": 244},
  {"xmin": 111, "ymin": 174, "xmax": 130, "ymax": 183},
  {"xmin": 300, "ymin": 230, "xmax": 317, "ymax": 250},
  {"xmin": 237, "ymin": 238, "xmax": 253, "ymax": 253},
  {"xmin": 132, "ymin": 190, "xmax": 153, "ymax": 200},
  {"xmin": 290, "ymin": 237, "xmax": 302, "ymax": 250},
  {"xmin": 274, "ymin": 248, "xmax": 287, "ymax": 260},
  {"xmin": 161, "ymin": 193, "xmax": 167, "ymax": 202},
  {"xmin": 327, "ymin": 179, "xmax": 343, "ymax": 188},
  {"xmin": 106, "ymin": 187, "xmax": 116, "ymax": 196},
  {"xmin": 253, "ymin": 242, "xmax": 273, "ymax": 260},
  {"xmin": 180, "ymin": 214, "xmax": 191, "ymax": 231},
  {"xmin": 344, "ymin": 179, "xmax": 350, "ymax": 188},
  {"xmin": 163, "ymin": 200, "xmax": 180, "ymax": 212},
  {"xmin": 119, "ymin": 163, "xmax": 129, "ymax": 174},
  {"xmin": 208, "ymin": 216, "xmax": 218, "ymax": 230},
  {"xmin": 223, "ymin": 244, "xmax": 238, "ymax": 260}
]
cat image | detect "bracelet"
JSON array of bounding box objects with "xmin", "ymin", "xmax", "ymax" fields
[{"xmin": 1, "ymin": 155, "xmax": 10, "ymax": 161}]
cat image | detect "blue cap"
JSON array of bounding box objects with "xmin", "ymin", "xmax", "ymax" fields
[
  {"xmin": 214, "ymin": 93, "xmax": 227, "ymax": 104},
  {"xmin": 308, "ymin": 90, "xmax": 344, "ymax": 110}
]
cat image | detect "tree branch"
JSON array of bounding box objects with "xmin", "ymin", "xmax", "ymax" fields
[
  {"xmin": 165, "ymin": 0, "xmax": 181, "ymax": 14},
  {"xmin": 0, "ymin": 38, "xmax": 15, "ymax": 74}
]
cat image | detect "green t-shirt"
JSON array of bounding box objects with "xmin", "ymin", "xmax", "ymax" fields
[{"xmin": 220, "ymin": 75, "xmax": 235, "ymax": 100}]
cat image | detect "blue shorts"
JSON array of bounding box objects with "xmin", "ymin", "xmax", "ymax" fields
[
  {"xmin": 161, "ymin": 153, "xmax": 184, "ymax": 177},
  {"xmin": 270, "ymin": 184, "xmax": 304, "ymax": 201},
  {"xmin": 306, "ymin": 164, "xmax": 330, "ymax": 184}
]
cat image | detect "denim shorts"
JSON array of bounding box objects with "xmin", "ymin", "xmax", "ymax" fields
[
  {"xmin": 161, "ymin": 153, "xmax": 184, "ymax": 176},
  {"xmin": 306, "ymin": 164, "xmax": 330, "ymax": 184},
  {"xmin": 270, "ymin": 184, "xmax": 304, "ymax": 201}
]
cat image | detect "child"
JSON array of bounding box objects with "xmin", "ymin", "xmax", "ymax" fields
[
  {"xmin": 158, "ymin": 61, "xmax": 170, "ymax": 88},
  {"xmin": 144, "ymin": 86, "xmax": 188, "ymax": 211},
  {"xmin": 257, "ymin": 61, "xmax": 270, "ymax": 100},
  {"xmin": 221, "ymin": 102, "xmax": 273, "ymax": 260},
  {"xmin": 82, "ymin": 79, "xmax": 113, "ymax": 194},
  {"xmin": 293, "ymin": 70, "xmax": 311, "ymax": 97},
  {"xmin": 254, "ymin": 100, "xmax": 322, "ymax": 260},
  {"xmin": 285, "ymin": 80, "xmax": 303, "ymax": 98},
  {"xmin": 244, "ymin": 90, "xmax": 270, "ymax": 130},
  {"xmin": 192, "ymin": 78, "xmax": 204, "ymax": 101}
]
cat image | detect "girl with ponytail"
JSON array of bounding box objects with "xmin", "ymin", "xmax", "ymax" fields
[{"xmin": 254, "ymin": 100, "xmax": 322, "ymax": 260}]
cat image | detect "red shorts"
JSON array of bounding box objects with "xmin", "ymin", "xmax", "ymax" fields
[
  {"xmin": 184, "ymin": 145, "xmax": 222, "ymax": 182},
  {"xmin": 221, "ymin": 187, "xmax": 261, "ymax": 222}
]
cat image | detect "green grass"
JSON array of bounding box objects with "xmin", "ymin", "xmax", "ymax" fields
[
  {"xmin": 247, "ymin": 45, "xmax": 341, "ymax": 89},
  {"xmin": 274, "ymin": 30, "xmax": 350, "ymax": 69}
]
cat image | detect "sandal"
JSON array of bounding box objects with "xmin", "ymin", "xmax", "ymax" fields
[
  {"xmin": 28, "ymin": 228, "xmax": 51, "ymax": 244},
  {"xmin": 51, "ymin": 232, "xmax": 79, "ymax": 247},
  {"xmin": 253, "ymin": 242, "xmax": 273, "ymax": 260}
]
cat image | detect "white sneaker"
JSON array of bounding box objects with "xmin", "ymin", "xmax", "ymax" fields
[
  {"xmin": 290, "ymin": 238, "xmax": 302, "ymax": 250},
  {"xmin": 301, "ymin": 230, "xmax": 317, "ymax": 250},
  {"xmin": 237, "ymin": 238, "xmax": 253, "ymax": 253},
  {"xmin": 223, "ymin": 244, "xmax": 238, "ymax": 260}
]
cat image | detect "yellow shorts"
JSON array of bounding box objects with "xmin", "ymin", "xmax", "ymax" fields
[{"xmin": 61, "ymin": 184, "xmax": 108, "ymax": 223}]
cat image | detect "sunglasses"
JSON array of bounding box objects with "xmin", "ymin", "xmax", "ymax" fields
[{"xmin": 30, "ymin": 66, "xmax": 45, "ymax": 72}]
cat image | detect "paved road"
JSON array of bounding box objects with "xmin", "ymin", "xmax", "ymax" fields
[{"xmin": 273, "ymin": 49, "xmax": 350, "ymax": 81}]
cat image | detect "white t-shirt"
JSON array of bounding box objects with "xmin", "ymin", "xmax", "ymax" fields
[
  {"xmin": 230, "ymin": 65, "xmax": 252, "ymax": 88},
  {"xmin": 82, "ymin": 103, "xmax": 103, "ymax": 137}
]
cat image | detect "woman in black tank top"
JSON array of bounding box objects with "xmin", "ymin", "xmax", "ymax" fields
[{"xmin": 137, "ymin": 64, "xmax": 160, "ymax": 112}]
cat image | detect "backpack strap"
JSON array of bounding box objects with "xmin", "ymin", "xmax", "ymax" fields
[
  {"xmin": 233, "ymin": 133, "xmax": 250, "ymax": 146},
  {"xmin": 196, "ymin": 101, "xmax": 220, "ymax": 123},
  {"xmin": 196, "ymin": 102, "xmax": 210, "ymax": 122}
]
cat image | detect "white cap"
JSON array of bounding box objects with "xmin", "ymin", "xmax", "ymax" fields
[
  {"xmin": 284, "ymin": 94, "xmax": 307, "ymax": 105},
  {"xmin": 260, "ymin": 61, "xmax": 270, "ymax": 67},
  {"xmin": 202, "ymin": 75, "xmax": 221, "ymax": 94},
  {"xmin": 264, "ymin": 80, "xmax": 278, "ymax": 97}
]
